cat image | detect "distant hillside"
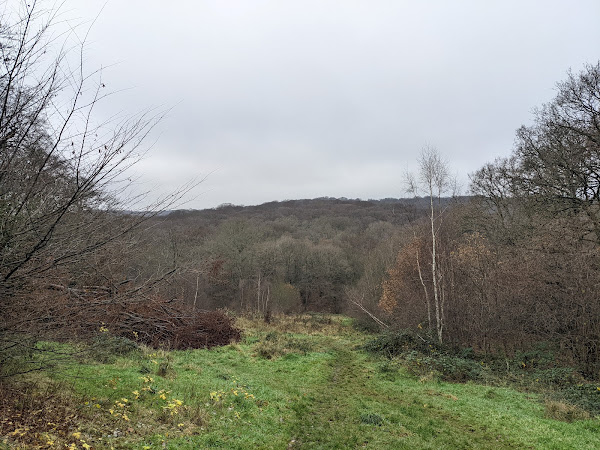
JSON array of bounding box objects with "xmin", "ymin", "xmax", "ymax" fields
[{"xmin": 162, "ymin": 196, "xmax": 466, "ymax": 228}]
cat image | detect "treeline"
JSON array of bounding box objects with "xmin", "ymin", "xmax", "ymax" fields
[
  {"xmin": 381, "ymin": 62, "xmax": 600, "ymax": 378},
  {"xmin": 136, "ymin": 197, "xmax": 436, "ymax": 314}
]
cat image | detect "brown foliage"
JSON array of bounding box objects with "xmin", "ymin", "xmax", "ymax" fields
[
  {"xmin": 380, "ymin": 204, "xmax": 600, "ymax": 378},
  {"xmin": 0, "ymin": 380, "xmax": 80, "ymax": 447},
  {"xmin": 104, "ymin": 299, "xmax": 242, "ymax": 350},
  {"xmin": 6, "ymin": 283, "xmax": 241, "ymax": 352},
  {"xmin": 380, "ymin": 236, "xmax": 425, "ymax": 319}
]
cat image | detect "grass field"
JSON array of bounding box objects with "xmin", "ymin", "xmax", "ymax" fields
[{"xmin": 1, "ymin": 314, "xmax": 599, "ymax": 449}]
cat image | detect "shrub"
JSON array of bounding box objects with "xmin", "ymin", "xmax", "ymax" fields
[
  {"xmin": 87, "ymin": 335, "xmax": 141, "ymax": 363},
  {"xmin": 532, "ymin": 368, "xmax": 582, "ymax": 387},
  {"xmin": 351, "ymin": 315, "xmax": 382, "ymax": 334},
  {"xmin": 553, "ymin": 384, "xmax": 600, "ymax": 416},
  {"xmin": 430, "ymin": 355, "xmax": 483, "ymax": 382},
  {"xmin": 363, "ymin": 329, "xmax": 439, "ymax": 358},
  {"xmin": 365, "ymin": 330, "xmax": 484, "ymax": 382},
  {"xmin": 514, "ymin": 344, "xmax": 559, "ymax": 370}
]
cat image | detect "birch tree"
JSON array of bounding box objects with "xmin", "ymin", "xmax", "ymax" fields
[{"xmin": 406, "ymin": 146, "xmax": 453, "ymax": 343}]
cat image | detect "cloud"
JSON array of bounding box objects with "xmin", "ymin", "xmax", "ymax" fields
[{"xmin": 71, "ymin": 0, "xmax": 600, "ymax": 208}]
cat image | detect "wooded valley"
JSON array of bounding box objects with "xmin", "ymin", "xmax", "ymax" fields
[
  {"xmin": 1, "ymin": 2, "xmax": 599, "ymax": 448},
  {"xmin": 1, "ymin": 0, "xmax": 599, "ymax": 385}
]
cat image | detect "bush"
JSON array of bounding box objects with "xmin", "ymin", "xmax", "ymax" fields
[
  {"xmin": 431, "ymin": 355, "xmax": 483, "ymax": 382},
  {"xmin": 553, "ymin": 384, "xmax": 600, "ymax": 416},
  {"xmin": 351, "ymin": 315, "xmax": 382, "ymax": 334},
  {"xmin": 401, "ymin": 352, "xmax": 483, "ymax": 382},
  {"xmin": 364, "ymin": 330, "xmax": 486, "ymax": 382},
  {"xmin": 532, "ymin": 368, "xmax": 582, "ymax": 387},
  {"xmin": 514, "ymin": 344, "xmax": 559, "ymax": 370},
  {"xmin": 363, "ymin": 329, "xmax": 439, "ymax": 358},
  {"xmin": 87, "ymin": 334, "xmax": 141, "ymax": 363}
]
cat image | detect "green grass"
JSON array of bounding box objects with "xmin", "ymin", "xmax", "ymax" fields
[{"xmin": 2, "ymin": 314, "xmax": 599, "ymax": 449}]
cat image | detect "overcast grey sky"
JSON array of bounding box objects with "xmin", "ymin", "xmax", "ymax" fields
[{"xmin": 68, "ymin": 1, "xmax": 599, "ymax": 209}]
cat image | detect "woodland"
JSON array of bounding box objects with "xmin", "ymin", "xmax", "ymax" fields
[
  {"xmin": 1, "ymin": 0, "xmax": 599, "ymax": 380},
  {"xmin": 1, "ymin": 2, "xmax": 600, "ymax": 447}
]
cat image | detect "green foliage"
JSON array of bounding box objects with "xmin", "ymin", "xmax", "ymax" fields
[
  {"xmin": 86, "ymin": 334, "xmax": 141, "ymax": 364},
  {"xmin": 364, "ymin": 330, "xmax": 600, "ymax": 410},
  {"xmin": 514, "ymin": 344, "xmax": 560, "ymax": 370},
  {"xmin": 404, "ymin": 352, "xmax": 484, "ymax": 382},
  {"xmin": 377, "ymin": 359, "xmax": 403, "ymax": 375},
  {"xmin": 363, "ymin": 329, "xmax": 439, "ymax": 358},
  {"xmin": 351, "ymin": 315, "xmax": 382, "ymax": 334},
  {"xmin": 364, "ymin": 331, "xmax": 487, "ymax": 382},
  {"xmin": 532, "ymin": 367, "xmax": 581, "ymax": 387},
  {"xmin": 554, "ymin": 384, "xmax": 600, "ymax": 416}
]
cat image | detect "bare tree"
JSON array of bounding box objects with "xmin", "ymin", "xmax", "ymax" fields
[
  {"xmin": 0, "ymin": 1, "xmax": 195, "ymax": 376},
  {"xmin": 467, "ymin": 62, "xmax": 600, "ymax": 375},
  {"xmin": 0, "ymin": 1, "xmax": 195, "ymax": 289},
  {"xmin": 406, "ymin": 146, "xmax": 453, "ymax": 342},
  {"xmin": 471, "ymin": 62, "xmax": 600, "ymax": 243}
]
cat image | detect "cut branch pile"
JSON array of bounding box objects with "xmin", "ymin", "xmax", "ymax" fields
[{"xmin": 5, "ymin": 285, "xmax": 241, "ymax": 351}]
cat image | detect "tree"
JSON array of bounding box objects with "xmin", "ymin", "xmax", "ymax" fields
[
  {"xmin": 0, "ymin": 1, "xmax": 193, "ymax": 376},
  {"xmin": 405, "ymin": 146, "xmax": 454, "ymax": 342},
  {"xmin": 468, "ymin": 62, "xmax": 600, "ymax": 376},
  {"xmin": 472, "ymin": 62, "xmax": 600, "ymax": 243}
]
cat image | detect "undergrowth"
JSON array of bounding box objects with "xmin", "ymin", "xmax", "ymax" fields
[{"xmin": 364, "ymin": 329, "xmax": 600, "ymax": 417}]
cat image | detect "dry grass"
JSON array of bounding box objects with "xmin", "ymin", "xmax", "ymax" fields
[
  {"xmin": 238, "ymin": 313, "xmax": 360, "ymax": 360},
  {"xmin": 236, "ymin": 313, "xmax": 353, "ymax": 337},
  {"xmin": 544, "ymin": 400, "xmax": 591, "ymax": 422}
]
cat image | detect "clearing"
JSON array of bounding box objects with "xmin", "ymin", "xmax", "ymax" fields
[{"xmin": 1, "ymin": 315, "xmax": 598, "ymax": 449}]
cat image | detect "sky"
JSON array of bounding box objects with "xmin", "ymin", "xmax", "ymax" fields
[{"xmin": 56, "ymin": 1, "xmax": 600, "ymax": 209}]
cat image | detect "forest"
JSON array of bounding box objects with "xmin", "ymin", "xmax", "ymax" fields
[
  {"xmin": 4, "ymin": 60, "xmax": 600, "ymax": 370},
  {"xmin": 1, "ymin": 2, "xmax": 600, "ymax": 448},
  {"xmin": 1, "ymin": 0, "xmax": 599, "ymax": 381}
]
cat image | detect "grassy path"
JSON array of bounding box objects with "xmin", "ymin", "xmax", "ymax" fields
[
  {"xmin": 288, "ymin": 348, "xmax": 370, "ymax": 448},
  {"xmin": 283, "ymin": 344, "xmax": 521, "ymax": 450},
  {"xmin": 4, "ymin": 315, "xmax": 599, "ymax": 449}
]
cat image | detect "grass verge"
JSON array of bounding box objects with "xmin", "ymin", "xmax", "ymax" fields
[{"xmin": 1, "ymin": 314, "xmax": 599, "ymax": 449}]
